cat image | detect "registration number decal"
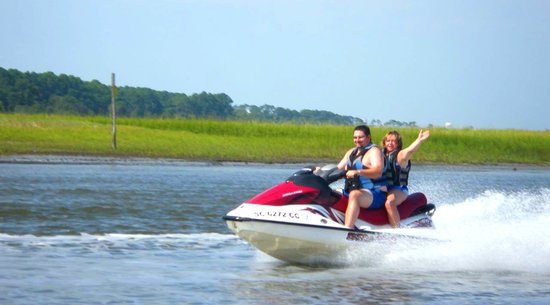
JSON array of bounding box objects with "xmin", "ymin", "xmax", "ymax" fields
[{"xmin": 253, "ymin": 211, "xmax": 301, "ymax": 219}]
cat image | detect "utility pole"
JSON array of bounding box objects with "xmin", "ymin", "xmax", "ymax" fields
[{"xmin": 111, "ymin": 73, "xmax": 117, "ymax": 150}]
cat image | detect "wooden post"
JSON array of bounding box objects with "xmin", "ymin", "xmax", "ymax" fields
[{"xmin": 111, "ymin": 73, "xmax": 117, "ymax": 150}]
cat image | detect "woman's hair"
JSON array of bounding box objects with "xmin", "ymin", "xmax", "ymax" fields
[{"xmin": 382, "ymin": 130, "xmax": 403, "ymax": 151}]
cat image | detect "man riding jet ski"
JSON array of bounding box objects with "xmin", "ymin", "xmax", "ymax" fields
[{"xmin": 223, "ymin": 165, "xmax": 436, "ymax": 265}]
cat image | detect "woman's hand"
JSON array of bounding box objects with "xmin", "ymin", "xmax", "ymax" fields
[{"xmin": 418, "ymin": 129, "xmax": 430, "ymax": 142}]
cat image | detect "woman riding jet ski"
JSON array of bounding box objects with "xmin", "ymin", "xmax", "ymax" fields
[{"xmin": 223, "ymin": 165, "xmax": 436, "ymax": 265}]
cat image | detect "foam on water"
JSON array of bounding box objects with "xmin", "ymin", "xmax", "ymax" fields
[
  {"xmin": 346, "ymin": 188, "xmax": 550, "ymax": 273},
  {"xmin": 0, "ymin": 232, "xmax": 240, "ymax": 252}
]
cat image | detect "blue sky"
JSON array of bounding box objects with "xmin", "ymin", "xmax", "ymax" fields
[{"xmin": 1, "ymin": 0, "xmax": 548, "ymax": 130}]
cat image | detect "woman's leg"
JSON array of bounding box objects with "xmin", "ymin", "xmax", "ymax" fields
[{"xmin": 385, "ymin": 189, "xmax": 407, "ymax": 228}]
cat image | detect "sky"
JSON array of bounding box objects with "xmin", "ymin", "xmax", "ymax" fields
[{"xmin": 1, "ymin": 0, "xmax": 549, "ymax": 130}]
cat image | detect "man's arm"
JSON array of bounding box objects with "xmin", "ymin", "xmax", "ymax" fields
[{"xmin": 337, "ymin": 148, "xmax": 353, "ymax": 170}]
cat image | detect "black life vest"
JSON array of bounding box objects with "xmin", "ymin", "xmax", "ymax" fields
[{"xmin": 385, "ymin": 150, "xmax": 410, "ymax": 187}]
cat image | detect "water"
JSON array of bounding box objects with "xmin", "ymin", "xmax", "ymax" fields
[{"xmin": 1, "ymin": 156, "xmax": 549, "ymax": 304}]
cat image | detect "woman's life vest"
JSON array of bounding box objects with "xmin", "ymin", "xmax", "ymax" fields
[
  {"xmin": 345, "ymin": 143, "xmax": 388, "ymax": 191},
  {"xmin": 385, "ymin": 150, "xmax": 410, "ymax": 187}
]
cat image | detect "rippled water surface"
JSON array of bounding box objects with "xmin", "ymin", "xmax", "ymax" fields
[{"xmin": 1, "ymin": 156, "xmax": 549, "ymax": 304}]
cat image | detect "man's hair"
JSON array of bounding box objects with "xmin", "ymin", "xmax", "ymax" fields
[{"xmin": 354, "ymin": 125, "xmax": 371, "ymax": 137}]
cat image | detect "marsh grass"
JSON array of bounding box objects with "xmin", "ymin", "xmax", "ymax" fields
[{"xmin": 1, "ymin": 113, "xmax": 549, "ymax": 165}]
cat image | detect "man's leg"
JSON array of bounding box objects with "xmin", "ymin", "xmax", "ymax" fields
[{"xmin": 345, "ymin": 190, "xmax": 373, "ymax": 228}]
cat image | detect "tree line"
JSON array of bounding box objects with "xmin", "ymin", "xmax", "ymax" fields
[{"xmin": 0, "ymin": 67, "xmax": 363, "ymax": 125}]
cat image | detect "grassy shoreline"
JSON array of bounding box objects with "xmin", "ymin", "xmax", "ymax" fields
[{"xmin": 1, "ymin": 113, "xmax": 549, "ymax": 166}]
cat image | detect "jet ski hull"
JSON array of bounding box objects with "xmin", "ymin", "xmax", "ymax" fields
[
  {"xmin": 224, "ymin": 207, "xmax": 434, "ymax": 265},
  {"xmin": 225, "ymin": 217, "xmax": 351, "ymax": 265}
]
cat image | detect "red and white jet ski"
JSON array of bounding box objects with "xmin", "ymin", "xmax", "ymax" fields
[{"xmin": 223, "ymin": 165, "xmax": 436, "ymax": 265}]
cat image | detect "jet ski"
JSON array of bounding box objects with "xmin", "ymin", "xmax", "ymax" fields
[{"xmin": 223, "ymin": 165, "xmax": 436, "ymax": 265}]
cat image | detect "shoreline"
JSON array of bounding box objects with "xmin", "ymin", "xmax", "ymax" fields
[
  {"xmin": 1, "ymin": 154, "xmax": 548, "ymax": 171},
  {"xmin": 0, "ymin": 154, "xmax": 301, "ymax": 168}
]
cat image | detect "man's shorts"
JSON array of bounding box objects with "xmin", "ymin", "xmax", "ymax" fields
[
  {"xmin": 367, "ymin": 188, "xmax": 388, "ymax": 210},
  {"xmin": 343, "ymin": 188, "xmax": 388, "ymax": 209}
]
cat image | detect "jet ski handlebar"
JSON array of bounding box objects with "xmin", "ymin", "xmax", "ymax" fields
[
  {"xmin": 289, "ymin": 164, "xmax": 346, "ymax": 184},
  {"xmin": 316, "ymin": 164, "xmax": 346, "ymax": 184}
]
